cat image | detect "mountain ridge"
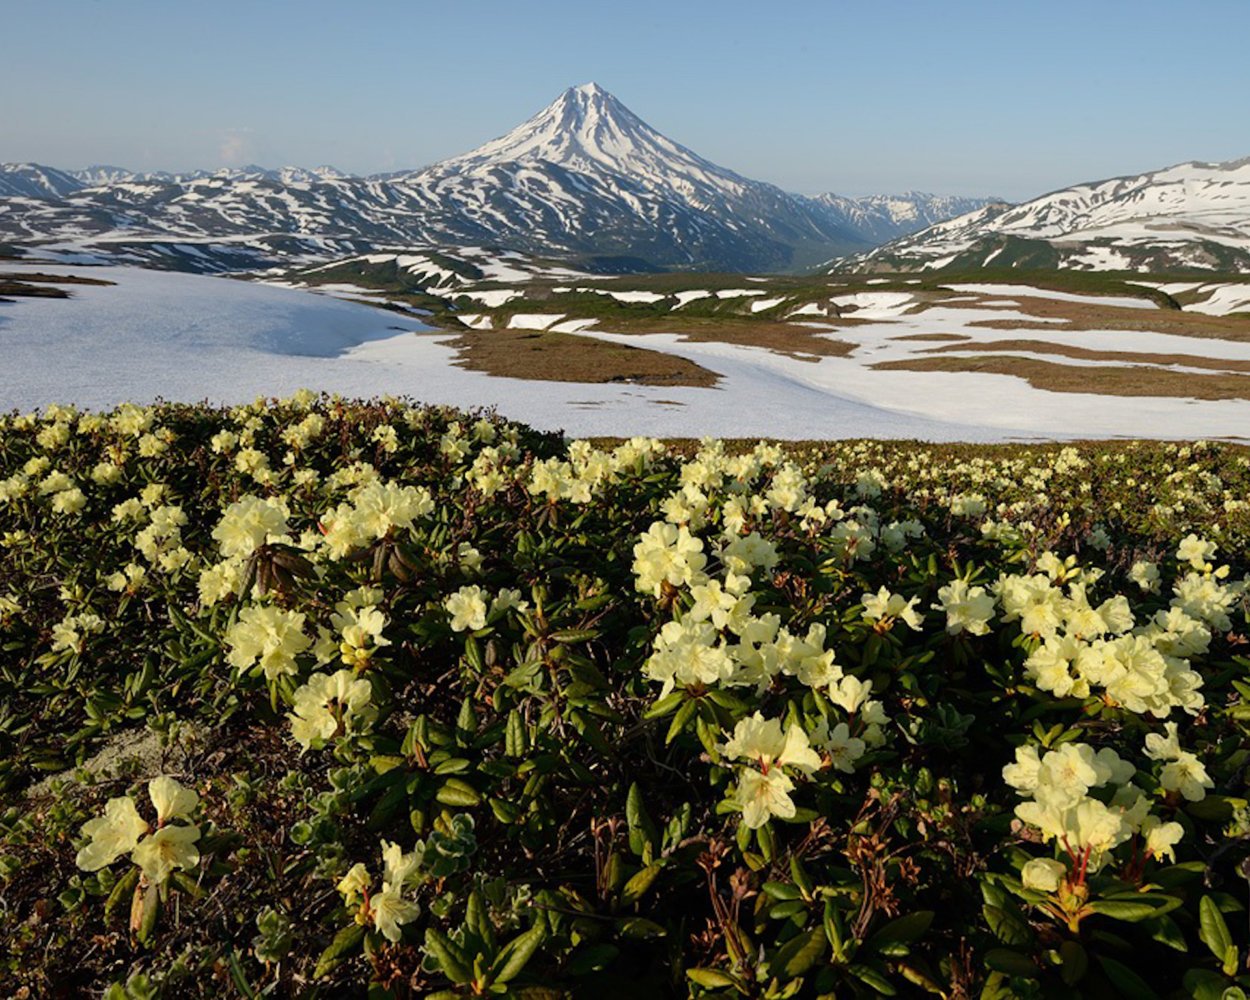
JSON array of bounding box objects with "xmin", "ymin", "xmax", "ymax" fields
[
  {"xmin": 833, "ymin": 155, "xmax": 1250, "ymax": 274},
  {"xmin": 0, "ymin": 84, "xmax": 994, "ymax": 274}
]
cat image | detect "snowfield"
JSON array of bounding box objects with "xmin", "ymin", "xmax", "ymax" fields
[{"xmin": 3, "ymin": 265, "xmax": 1250, "ymax": 441}]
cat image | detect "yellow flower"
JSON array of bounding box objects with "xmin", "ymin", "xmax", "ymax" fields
[
  {"xmin": 288, "ymin": 670, "xmax": 376, "ymax": 749},
  {"xmin": 371, "ymin": 890, "xmax": 421, "ymax": 943},
  {"xmin": 131, "ymin": 824, "xmax": 201, "ymax": 884},
  {"xmin": 148, "ymin": 775, "xmax": 199, "ymax": 825},
  {"xmin": 723, "ymin": 712, "xmax": 821, "ymax": 775},
  {"xmin": 75, "ymin": 797, "xmax": 150, "ymax": 871},
  {"xmin": 736, "ymin": 768, "xmax": 797, "ymax": 829},
  {"xmin": 1020, "ymin": 857, "xmax": 1066, "ymax": 893},
  {"xmin": 337, "ymin": 863, "xmax": 371, "ymax": 907},
  {"xmin": 225, "ymin": 604, "xmax": 312, "ymax": 680},
  {"xmin": 212, "ymin": 495, "xmax": 290, "ymax": 558},
  {"xmin": 445, "ymin": 585, "xmax": 489, "ymax": 633}
]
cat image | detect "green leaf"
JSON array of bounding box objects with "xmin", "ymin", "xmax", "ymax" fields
[
  {"xmin": 1097, "ymin": 955, "xmax": 1159, "ymax": 999},
  {"xmin": 625, "ymin": 782, "xmax": 659, "ymax": 859},
  {"xmin": 425, "ymin": 927, "xmax": 473, "ymax": 984},
  {"xmin": 847, "ymin": 962, "xmax": 898, "ymax": 995},
  {"xmin": 984, "ymin": 949, "xmax": 1038, "ymax": 978},
  {"xmin": 435, "ymin": 777, "xmax": 481, "ymax": 807},
  {"xmin": 763, "ymin": 881, "xmax": 802, "ymax": 901},
  {"xmin": 1087, "ymin": 899, "xmax": 1170, "ymax": 922},
  {"xmin": 616, "ymin": 917, "xmax": 667, "ymax": 940},
  {"xmin": 1201, "ymin": 895, "xmax": 1235, "ymax": 964},
  {"xmin": 132, "ymin": 882, "xmax": 160, "ymax": 947},
  {"xmin": 227, "ymin": 949, "xmax": 258, "ymax": 999},
  {"xmin": 1144, "ymin": 913, "xmax": 1189, "ymax": 952},
  {"xmin": 1183, "ymin": 969, "xmax": 1236, "ymax": 1000},
  {"xmin": 686, "ymin": 967, "xmax": 742, "ymax": 989},
  {"xmin": 104, "ymin": 866, "xmax": 140, "ymax": 919},
  {"xmin": 550, "ymin": 628, "xmax": 599, "ymax": 643},
  {"xmin": 619, "ymin": 862, "xmax": 663, "ymax": 908},
  {"xmin": 867, "ymin": 910, "xmax": 933, "ymax": 949},
  {"xmin": 491, "ymin": 923, "xmax": 546, "ymax": 984},
  {"xmin": 313, "ymin": 924, "xmax": 365, "ymax": 979},
  {"xmin": 1058, "ymin": 940, "xmax": 1087, "ymax": 986},
  {"xmin": 983, "ymin": 904, "xmax": 1032, "ymax": 947},
  {"xmin": 770, "ymin": 928, "xmax": 827, "ymax": 980},
  {"xmin": 666, "ymin": 699, "xmax": 697, "ymax": 744},
  {"xmin": 564, "ymin": 943, "xmax": 619, "ymax": 976},
  {"xmin": 643, "ymin": 691, "xmax": 684, "ymax": 720},
  {"xmin": 789, "ymin": 855, "xmax": 814, "ymax": 898},
  {"xmin": 1188, "ymin": 796, "xmax": 1245, "ymax": 822}
]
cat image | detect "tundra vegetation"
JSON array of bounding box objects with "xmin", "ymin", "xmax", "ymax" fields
[{"xmin": 1, "ymin": 394, "xmax": 1249, "ymax": 998}]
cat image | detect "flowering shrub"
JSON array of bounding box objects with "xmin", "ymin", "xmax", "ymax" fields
[{"xmin": 1, "ymin": 395, "xmax": 1249, "ymax": 996}]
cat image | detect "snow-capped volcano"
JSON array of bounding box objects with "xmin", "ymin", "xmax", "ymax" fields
[
  {"xmin": 392, "ymin": 82, "xmax": 868, "ymax": 271},
  {"xmin": 837, "ymin": 156, "xmax": 1250, "ymax": 273},
  {"xmin": 434, "ymin": 82, "xmax": 753, "ymax": 197},
  {"xmin": 0, "ymin": 84, "xmax": 983, "ymax": 273}
]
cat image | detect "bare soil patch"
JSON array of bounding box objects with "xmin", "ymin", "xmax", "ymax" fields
[
  {"xmin": 0, "ymin": 271, "xmax": 116, "ymax": 287},
  {"xmin": 874, "ymin": 354, "xmax": 1250, "ymax": 400},
  {"xmin": 956, "ymin": 294, "xmax": 1250, "ymax": 342},
  {"xmin": 449, "ymin": 328, "xmax": 719, "ymax": 387},
  {"xmin": 0, "ymin": 271, "xmax": 116, "ymax": 300},
  {"xmin": 920, "ymin": 338, "xmax": 1250, "ymax": 374}
]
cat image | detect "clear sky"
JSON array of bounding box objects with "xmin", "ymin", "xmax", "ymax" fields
[{"xmin": 3, "ymin": 0, "xmax": 1247, "ymax": 201}]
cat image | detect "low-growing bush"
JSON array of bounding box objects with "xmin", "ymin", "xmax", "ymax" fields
[{"xmin": 1, "ymin": 393, "xmax": 1249, "ymax": 997}]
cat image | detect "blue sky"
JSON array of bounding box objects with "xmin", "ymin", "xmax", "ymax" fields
[{"xmin": 3, "ymin": 0, "xmax": 1247, "ymax": 200}]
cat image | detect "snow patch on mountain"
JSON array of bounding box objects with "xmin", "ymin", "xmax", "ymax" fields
[{"xmin": 838, "ymin": 157, "xmax": 1250, "ymax": 274}]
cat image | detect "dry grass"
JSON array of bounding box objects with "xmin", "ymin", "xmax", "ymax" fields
[
  {"xmin": 889, "ymin": 333, "xmax": 970, "ymax": 343},
  {"xmin": 448, "ymin": 329, "xmax": 718, "ymax": 387},
  {"xmin": 550, "ymin": 316, "xmax": 859, "ymax": 361},
  {"xmin": 920, "ymin": 338, "xmax": 1250, "ymax": 374},
  {"xmin": 0, "ymin": 271, "xmax": 116, "ymax": 300},
  {"xmin": 0, "ymin": 271, "xmax": 115, "ymax": 287},
  {"xmin": 874, "ymin": 354, "xmax": 1250, "ymax": 400},
  {"xmin": 954, "ymin": 293, "xmax": 1250, "ymax": 342}
]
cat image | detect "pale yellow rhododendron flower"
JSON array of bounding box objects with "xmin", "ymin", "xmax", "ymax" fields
[
  {"xmin": 445, "ymin": 585, "xmax": 489, "ymax": 633},
  {"xmin": 226, "ymin": 605, "xmax": 312, "ymax": 680},
  {"xmin": 382, "ymin": 839, "xmax": 422, "ymax": 892},
  {"xmin": 632, "ymin": 522, "xmax": 708, "ymax": 597},
  {"xmin": 862, "ymin": 587, "xmax": 924, "ymax": 632},
  {"xmin": 149, "ymin": 775, "xmax": 199, "ymax": 824},
  {"xmin": 338, "ymin": 842, "xmax": 423, "ymax": 942},
  {"xmin": 75, "ymin": 776, "xmax": 202, "ymax": 884},
  {"xmin": 1020, "ymin": 857, "xmax": 1066, "ymax": 893},
  {"xmin": 934, "ymin": 580, "xmax": 995, "ymax": 636},
  {"xmin": 212, "ymin": 495, "xmax": 290, "ymax": 558},
  {"xmin": 76, "ymin": 797, "xmax": 151, "ymax": 871},
  {"xmin": 1176, "ymin": 533, "xmax": 1216, "ymax": 572},
  {"xmin": 723, "ymin": 713, "xmax": 822, "ymax": 775},
  {"xmin": 814, "ymin": 720, "xmax": 867, "ymax": 774},
  {"xmin": 337, "ymin": 863, "xmax": 370, "ymax": 906},
  {"xmin": 289, "ymin": 669, "xmax": 376, "ymax": 750},
  {"xmin": 1142, "ymin": 816, "xmax": 1184, "ymax": 863},
  {"xmin": 736, "ymin": 768, "xmax": 798, "ymax": 829},
  {"xmin": 351, "ymin": 481, "xmax": 434, "ymax": 540},
  {"xmin": 1129, "ymin": 560, "xmax": 1161, "ymax": 593},
  {"xmin": 131, "ymin": 825, "xmax": 201, "ymax": 884},
  {"xmin": 644, "ymin": 619, "xmax": 737, "ymax": 695}
]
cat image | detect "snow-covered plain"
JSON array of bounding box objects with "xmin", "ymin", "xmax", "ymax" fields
[{"xmin": 4, "ymin": 265, "xmax": 1250, "ymax": 442}]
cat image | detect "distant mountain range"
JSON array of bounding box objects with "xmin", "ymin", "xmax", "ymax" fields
[
  {"xmin": 0, "ymin": 84, "xmax": 993, "ymax": 274},
  {"xmin": 834, "ymin": 157, "xmax": 1250, "ymax": 274}
]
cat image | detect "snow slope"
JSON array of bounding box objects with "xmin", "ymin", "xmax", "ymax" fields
[
  {"xmin": 840, "ymin": 157, "xmax": 1250, "ymax": 274},
  {"xmin": 4, "ymin": 266, "xmax": 1250, "ymax": 442}
]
